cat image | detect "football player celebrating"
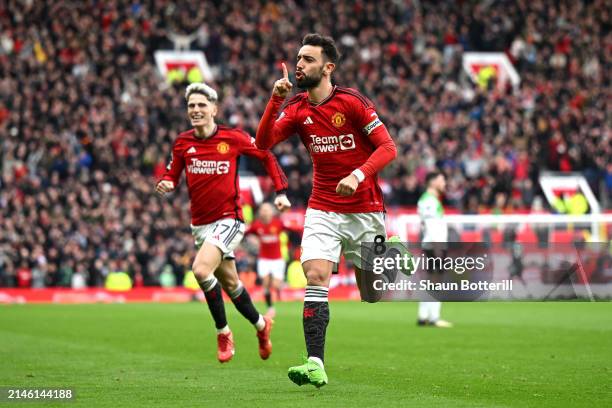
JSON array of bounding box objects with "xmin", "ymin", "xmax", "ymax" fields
[
  {"xmin": 157, "ymin": 83, "xmax": 290, "ymax": 363},
  {"xmin": 256, "ymin": 34, "xmax": 397, "ymax": 387}
]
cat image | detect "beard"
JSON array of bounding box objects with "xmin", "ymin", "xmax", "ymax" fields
[{"xmin": 296, "ymin": 68, "xmax": 324, "ymax": 89}]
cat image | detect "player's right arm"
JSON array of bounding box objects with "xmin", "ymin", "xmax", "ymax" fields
[
  {"xmin": 255, "ymin": 63, "xmax": 296, "ymax": 150},
  {"xmin": 155, "ymin": 141, "xmax": 184, "ymax": 196}
]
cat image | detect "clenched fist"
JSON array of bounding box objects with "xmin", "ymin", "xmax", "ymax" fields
[
  {"xmin": 274, "ymin": 194, "xmax": 292, "ymax": 212},
  {"xmin": 155, "ymin": 180, "xmax": 175, "ymax": 195},
  {"xmin": 336, "ymin": 174, "xmax": 359, "ymax": 196}
]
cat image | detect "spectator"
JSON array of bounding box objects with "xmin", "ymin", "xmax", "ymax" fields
[{"xmin": 0, "ymin": 0, "xmax": 609, "ymax": 287}]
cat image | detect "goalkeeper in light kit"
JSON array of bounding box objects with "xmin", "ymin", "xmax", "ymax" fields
[
  {"xmin": 417, "ymin": 171, "xmax": 453, "ymax": 328},
  {"xmin": 256, "ymin": 33, "xmax": 397, "ymax": 387},
  {"xmin": 156, "ymin": 83, "xmax": 290, "ymax": 363}
]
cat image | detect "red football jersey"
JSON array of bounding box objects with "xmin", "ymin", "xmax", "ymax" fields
[
  {"xmin": 160, "ymin": 126, "xmax": 288, "ymax": 225},
  {"xmin": 246, "ymin": 218, "xmax": 285, "ymax": 259},
  {"xmin": 257, "ymin": 86, "xmax": 395, "ymax": 213}
]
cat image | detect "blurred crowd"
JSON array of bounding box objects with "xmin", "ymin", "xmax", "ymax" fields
[{"xmin": 0, "ymin": 0, "xmax": 610, "ymax": 288}]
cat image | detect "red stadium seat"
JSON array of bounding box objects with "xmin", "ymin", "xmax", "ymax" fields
[
  {"xmin": 551, "ymin": 230, "xmax": 581, "ymax": 243},
  {"xmin": 488, "ymin": 230, "xmax": 504, "ymax": 243},
  {"xmin": 407, "ymin": 232, "xmax": 420, "ymax": 243},
  {"xmin": 516, "ymin": 228, "xmax": 538, "ymax": 243},
  {"xmin": 460, "ymin": 230, "xmax": 483, "ymax": 242}
]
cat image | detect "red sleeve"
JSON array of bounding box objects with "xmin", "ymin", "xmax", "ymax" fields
[
  {"xmin": 159, "ymin": 139, "xmax": 185, "ymax": 185},
  {"xmin": 279, "ymin": 218, "xmax": 301, "ymax": 232},
  {"xmin": 274, "ymin": 219, "xmax": 285, "ymax": 233},
  {"xmin": 245, "ymin": 221, "xmax": 259, "ymax": 236},
  {"xmin": 354, "ymin": 104, "xmax": 397, "ymax": 179},
  {"xmin": 279, "ymin": 219, "xmax": 288, "ymax": 231},
  {"xmin": 255, "ymin": 95, "xmax": 296, "ymax": 149},
  {"xmin": 238, "ymin": 131, "xmax": 289, "ymax": 192}
]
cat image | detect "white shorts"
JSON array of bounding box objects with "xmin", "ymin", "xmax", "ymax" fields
[
  {"xmin": 257, "ymin": 259, "xmax": 286, "ymax": 281},
  {"xmin": 300, "ymin": 208, "xmax": 386, "ymax": 269},
  {"xmin": 191, "ymin": 219, "xmax": 245, "ymax": 259}
]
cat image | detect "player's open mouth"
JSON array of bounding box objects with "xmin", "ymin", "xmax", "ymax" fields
[
  {"xmin": 296, "ymin": 71, "xmax": 304, "ymax": 80},
  {"xmin": 191, "ymin": 115, "xmax": 204, "ymax": 120}
]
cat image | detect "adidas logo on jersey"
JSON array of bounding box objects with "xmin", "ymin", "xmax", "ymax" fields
[
  {"xmin": 187, "ymin": 147, "xmax": 196, "ymax": 154},
  {"xmin": 303, "ymin": 116, "xmax": 314, "ymax": 125}
]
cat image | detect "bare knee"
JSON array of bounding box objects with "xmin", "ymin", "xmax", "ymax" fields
[
  {"xmin": 218, "ymin": 273, "xmax": 240, "ymax": 293},
  {"xmin": 303, "ymin": 262, "xmax": 332, "ymax": 287},
  {"xmin": 192, "ymin": 259, "xmax": 217, "ymax": 282},
  {"xmin": 214, "ymin": 261, "xmax": 240, "ymax": 294}
]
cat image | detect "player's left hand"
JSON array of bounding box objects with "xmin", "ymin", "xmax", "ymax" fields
[
  {"xmin": 336, "ymin": 174, "xmax": 359, "ymax": 196},
  {"xmin": 274, "ymin": 194, "xmax": 292, "ymax": 212}
]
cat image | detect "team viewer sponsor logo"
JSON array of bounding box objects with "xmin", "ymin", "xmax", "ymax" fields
[
  {"xmin": 339, "ymin": 134, "xmax": 355, "ymax": 150},
  {"xmin": 260, "ymin": 234, "xmax": 279, "ymax": 243},
  {"xmin": 308, "ymin": 134, "xmax": 356, "ymax": 153},
  {"xmin": 187, "ymin": 158, "xmax": 230, "ymax": 175}
]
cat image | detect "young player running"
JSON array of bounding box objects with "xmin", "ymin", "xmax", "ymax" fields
[{"xmin": 156, "ymin": 83, "xmax": 290, "ymax": 363}]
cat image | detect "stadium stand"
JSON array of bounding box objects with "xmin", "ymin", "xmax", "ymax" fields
[{"xmin": 0, "ymin": 0, "xmax": 609, "ymax": 288}]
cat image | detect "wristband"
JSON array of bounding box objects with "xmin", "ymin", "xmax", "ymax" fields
[{"xmin": 351, "ymin": 169, "xmax": 365, "ymax": 183}]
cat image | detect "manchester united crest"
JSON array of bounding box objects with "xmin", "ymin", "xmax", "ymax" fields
[
  {"xmin": 217, "ymin": 142, "xmax": 230, "ymax": 154},
  {"xmin": 331, "ymin": 112, "xmax": 346, "ymax": 128}
]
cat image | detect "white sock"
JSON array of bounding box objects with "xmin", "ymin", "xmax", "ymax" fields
[
  {"xmin": 229, "ymin": 283, "xmax": 244, "ymax": 299},
  {"xmin": 254, "ymin": 314, "xmax": 265, "ymax": 331},
  {"xmin": 216, "ymin": 325, "xmax": 230, "ymax": 335},
  {"xmin": 304, "ymin": 285, "xmax": 329, "ymax": 302},
  {"xmin": 418, "ymin": 302, "xmax": 429, "ymax": 321},
  {"xmin": 430, "ymin": 302, "xmax": 441, "ymax": 322},
  {"xmin": 200, "ymin": 275, "xmax": 218, "ymax": 292},
  {"xmin": 308, "ymin": 356, "xmax": 324, "ymax": 368}
]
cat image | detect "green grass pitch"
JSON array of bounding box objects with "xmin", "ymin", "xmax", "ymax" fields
[{"xmin": 1, "ymin": 301, "xmax": 611, "ymax": 407}]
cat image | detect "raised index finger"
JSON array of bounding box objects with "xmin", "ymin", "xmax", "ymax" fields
[{"xmin": 282, "ymin": 62, "xmax": 288, "ymax": 79}]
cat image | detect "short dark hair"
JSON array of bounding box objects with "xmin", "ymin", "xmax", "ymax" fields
[
  {"xmin": 425, "ymin": 171, "xmax": 444, "ymax": 186},
  {"xmin": 302, "ymin": 33, "xmax": 340, "ymax": 64}
]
